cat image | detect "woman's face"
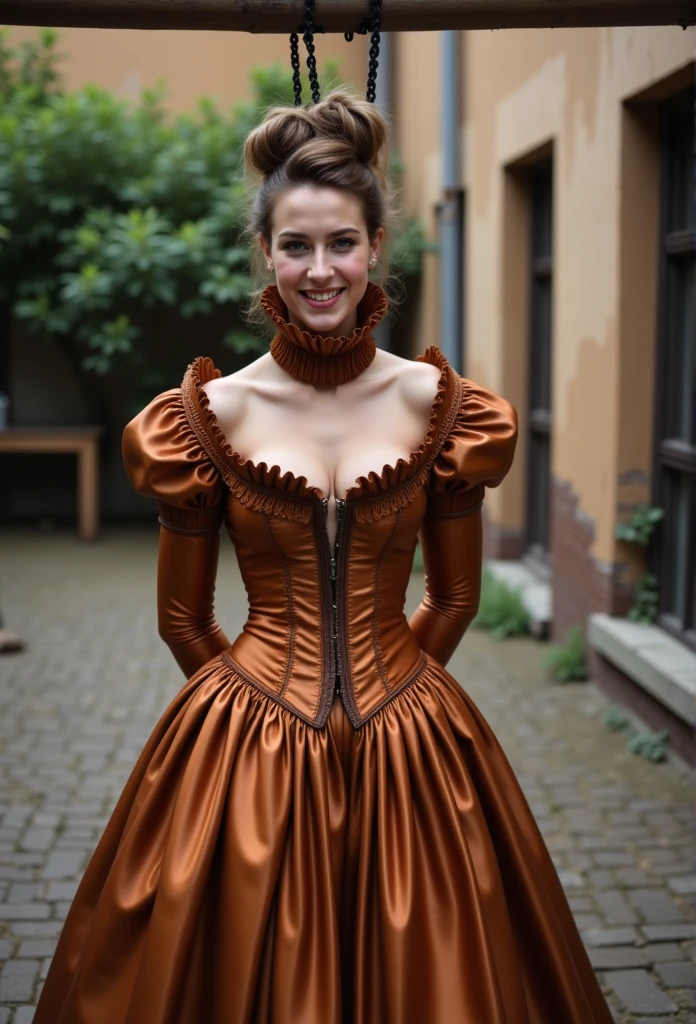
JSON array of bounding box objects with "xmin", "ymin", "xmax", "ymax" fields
[{"xmin": 260, "ymin": 185, "xmax": 384, "ymax": 338}]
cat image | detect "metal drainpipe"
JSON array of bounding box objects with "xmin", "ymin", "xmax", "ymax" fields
[
  {"xmin": 439, "ymin": 30, "xmax": 463, "ymax": 373},
  {"xmin": 373, "ymin": 30, "xmax": 392, "ymax": 353}
]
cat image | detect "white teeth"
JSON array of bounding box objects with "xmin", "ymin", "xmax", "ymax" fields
[{"xmin": 304, "ymin": 289, "xmax": 341, "ymax": 301}]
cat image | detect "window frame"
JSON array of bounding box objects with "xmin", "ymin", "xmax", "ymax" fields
[{"xmin": 651, "ymin": 84, "xmax": 696, "ymax": 651}]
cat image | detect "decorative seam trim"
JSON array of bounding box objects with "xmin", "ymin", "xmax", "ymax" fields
[
  {"xmin": 181, "ymin": 368, "xmax": 313, "ymax": 524},
  {"xmin": 371, "ymin": 508, "xmax": 403, "ymax": 696},
  {"xmin": 157, "ymin": 518, "xmax": 222, "ymax": 536},
  {"xmin": 220, "ymin": 650, "xmax": 323, "ymax": 729},
  {"xmin": 261, "ymin": 513, "xmax": 296, "ymax": 700},
  {"xmin": 157, "ymin": 500, "xmax": 224, "ymax": 534},
  {"xmin": 354, "ymin": 369, "xmax": 464, "ymax": 524},
  {"xmin": 180, "ymin": 355, "xmax": 463, "ymax": 525},
  {"xmin": 313, "ymin": 500, "xmax": 337, "ymax": 724},
  {"xmin": 427, "ymin": 481, "xmax": 486, "ymax": 516},
  {"xmin": 425, "ymin": 500, "xmax": 484, "ymax": 519},
  {"xmin": 358, "ymin": 651, "xmax": 428, "ymax": 727}
]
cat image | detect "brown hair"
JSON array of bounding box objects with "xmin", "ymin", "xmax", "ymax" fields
[{"xmin": 241, "ymin": 87, "xmax": 402, "ymax": 329}]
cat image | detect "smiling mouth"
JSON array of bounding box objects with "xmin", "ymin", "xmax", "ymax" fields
[{"xmin": 299, "ymin": 288, "xmax": 346, "ymax": 304}]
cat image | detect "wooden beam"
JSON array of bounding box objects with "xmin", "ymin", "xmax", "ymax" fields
[{"xmin": 0, "ymin": 0, "xmax": 694, "ymax": 33}]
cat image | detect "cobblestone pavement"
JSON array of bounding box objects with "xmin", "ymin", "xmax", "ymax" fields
[{"xmin": 0, "ymin": 529, "xmax": 694, "ymax": 1023}]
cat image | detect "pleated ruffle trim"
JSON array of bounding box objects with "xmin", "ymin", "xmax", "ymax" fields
[
  {"xmin": 261, "ymin": 282, "xmax": 387, "ymax": 387},
  {"xmin": 179, "ymin": 347, "xmax": 462, "ymax": 524}
]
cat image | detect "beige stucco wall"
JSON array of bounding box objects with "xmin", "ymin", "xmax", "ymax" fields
[
  {"xmin": 395, "ymin": 25, "xmax": 695, "ymax": 562},
  {"xmin": 3, "ymin": 26, "xmax": 367, "ymax": 109}
]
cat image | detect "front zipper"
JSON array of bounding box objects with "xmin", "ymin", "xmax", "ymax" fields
[{"xmin": 321, "ymin": 496, "xmax": 346, "ymax": 697}]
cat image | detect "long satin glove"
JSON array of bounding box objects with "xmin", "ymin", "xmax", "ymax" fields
[
  {"xmin": 408, "ymin": 506, "xmax": 483, "ymax": 668},
  {"xmin": 157, "ymin": 522, "xmax": 232, "ymax": 678}
]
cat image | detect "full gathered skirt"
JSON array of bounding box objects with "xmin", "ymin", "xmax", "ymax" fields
[{"xmin": 34, "ymin": 654, "xmax": 612, "ymax": 1023}]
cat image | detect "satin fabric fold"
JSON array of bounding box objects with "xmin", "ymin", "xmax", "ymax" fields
[
  {"xmin": 34, "ymin": 655, "xmax": 611, "ymax": 1024},
  {"xmin": 34, "ymin": 346, "xmax": 617, "ymax": 1023}
]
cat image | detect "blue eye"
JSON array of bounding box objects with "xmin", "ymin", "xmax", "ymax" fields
[{"xmin": 280, "ymin": 238, "xmax": 357, "ymax": 253}]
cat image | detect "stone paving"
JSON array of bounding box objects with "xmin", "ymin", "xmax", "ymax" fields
[{"xmin": 0, "ymin": 528, "xmax": 694, "ymax": 1023}]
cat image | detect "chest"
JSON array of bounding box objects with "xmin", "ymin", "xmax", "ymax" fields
[{"xmin": 232, "ymin": 380, "xmax": 430, "ymax": 505}]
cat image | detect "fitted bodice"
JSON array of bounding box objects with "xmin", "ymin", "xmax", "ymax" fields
[{"xmin": 122, "ymin": 348, "xmax": 518, "ymax": 728}]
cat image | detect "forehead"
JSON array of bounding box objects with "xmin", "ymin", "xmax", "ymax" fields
[{"xmin": 272, "ymin": 185, "xmax": 366, "ymax": 235}]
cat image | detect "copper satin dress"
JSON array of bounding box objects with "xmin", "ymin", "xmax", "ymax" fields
[{"xmin": 34, "ymin": 285, "xmax": 613, "ymax": 1023}]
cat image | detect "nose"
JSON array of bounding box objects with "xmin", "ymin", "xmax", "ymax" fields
[{"xmin": 306, "ymin": 248, "xmax": 334, "ymax": 282}]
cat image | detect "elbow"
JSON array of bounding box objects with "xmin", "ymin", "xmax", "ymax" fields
[
  {"xmin": 157, "ymin": 611, "xmax": 217, "ymax": 649},
  {"xmin": 429, "ymin": 582, "xmax": 480, "ymax": 630}
]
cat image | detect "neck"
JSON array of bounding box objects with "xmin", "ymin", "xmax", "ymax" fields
[{"xmin": 260, "ymin": 282, "xmax": 388, "ymax": 387}]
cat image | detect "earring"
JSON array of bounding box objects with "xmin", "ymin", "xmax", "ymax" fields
[
  {"xmin": 266, "ymin": 260, "xmax": 274, "ymax": 272},
  {"xmin": 369, "ymin": 255, "xmax": 377, "ymax": 268}
]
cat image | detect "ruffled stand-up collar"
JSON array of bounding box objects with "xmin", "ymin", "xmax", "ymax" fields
[{"xmin": 259, "ymin": 282, "xmax": 389, "ymax": 387}]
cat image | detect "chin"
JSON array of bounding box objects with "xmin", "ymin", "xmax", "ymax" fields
[{"xmin": 290, "ymin": 294, "xmax": 356, "ymax": 336}]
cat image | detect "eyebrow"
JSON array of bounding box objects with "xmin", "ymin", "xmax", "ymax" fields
[{"xmin": 277, "ymin": 227, "xmax": 361, "ymax": 239}]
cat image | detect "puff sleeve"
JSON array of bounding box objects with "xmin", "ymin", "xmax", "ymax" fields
[
  {"xmin": 122, "ymin": 387, "xmax": 225, "ymax": 533},
  {"xmin": 122, "ymin": 389, "xmax": 231, "ymax": 678},
  {"xmin": 409, "ymin": 381, "xmax": 518, "ymax": 667},
  {"xmin": 425, "ymin": 379, "xmax": 518, "ymax": 517}
]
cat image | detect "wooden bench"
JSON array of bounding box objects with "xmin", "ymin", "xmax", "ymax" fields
[{"xmin": 0, "ymin": 426, "xmax": 103, "ymax": 540}]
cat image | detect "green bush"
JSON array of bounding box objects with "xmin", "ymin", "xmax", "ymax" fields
[
  {"xmin": 602, "ymin": 704, "xmax": 670, "ymax": 763},
  {"xmin": 543, "ymin": 625, "xmax": 589, "ymax": 682},
  {"xmin": 614, "ymin": 504, "xmax": 664, "ymax": 624},
  {"xmin": 0, "ymin": 29, "xmax": 435, "ymax": 400},
  {"xmin": 471, "ymin": 566, "xmax": 530, "ymax": 640},
  {"xmin": 615, "ymin": 504, "xmax": 664, "ymax": 547}
]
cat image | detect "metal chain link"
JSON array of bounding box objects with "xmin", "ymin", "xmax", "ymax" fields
[
  {"xmin": 366, "ymin": 0, "xmax": 382, "ymax": 103},
  {"xmin": 343, "ymin": 0, "xmax": 382, "ymax": 103},
  {"xmin": 291, "ymin": 0, "xmax": 382, "ymax": 106},
  {"xmin": 290, "ymin": 32, "xmax": 302, "ymax": 107},
  {"xmin": 303, "ymin": 0, "xmax": 321, "ymax": 104}
]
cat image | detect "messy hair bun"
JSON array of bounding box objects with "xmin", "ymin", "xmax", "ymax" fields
[
  {"xmin": 242, "ymin": 87, "xmax": 399, "ymax": 325},
  {"xmin": 244, "ymin": 91, "xmax": 390, "ymax": 185}
]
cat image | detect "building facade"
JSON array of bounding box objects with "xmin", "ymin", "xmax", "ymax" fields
[
  {"xmin": 3, "ymin": 20, "xmax": 695, "ymax": 757},
  {"xmin": 391, "ymin": 26, "xmax": 695, "ymax": 761}
]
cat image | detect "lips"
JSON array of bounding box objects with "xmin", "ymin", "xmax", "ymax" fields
[{"xmin": 299, "ymin": 287, "xmax": 346, "ymax": 309}]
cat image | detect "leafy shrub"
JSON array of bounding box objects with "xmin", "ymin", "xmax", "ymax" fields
[
  {"xmin": 543, "ymin": 625, "xmax": 589, "ymax": 682},
  {"xmin": 602, "ymin": 704, "xmax": 670, "ymax": 763},
  {"xmin": 615, "ymin": 505, "xmax": 664, "ymax": 547},
  {"xmin": 627, "ymin": 572, "xmax": 660, "ymax": 624},
  {"xmin": 471, "ymin": 566, "xmax": 530, "ymax": 640},
  {"xmin": 0, "ymin": 30, "xmax": 435, "ymax": 401},
  {"xmin": 614, "ymin": 505, "xmax": 664, "ymax": 624}
]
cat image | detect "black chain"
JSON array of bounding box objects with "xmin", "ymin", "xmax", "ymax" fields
[
  {"xmin": 366, "ymin": 0, "xmax": 382, "ymax": 103},
  {"xmin": 303, "ymin": 0, "xmax": 321, "ymax": 104},
  {"xmin": 291, "ymin": 0, "xmax": 382, "ymax": 106},
  {"xmin": 290, "ymin": 32, "xmax": 302, "ymax": 107},
  {"xmin": 343, "ymin": 0, "xmax": 382, "ymax": 103}
]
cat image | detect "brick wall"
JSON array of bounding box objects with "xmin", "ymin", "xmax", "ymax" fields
[{"xmin": 551, "ymin": 478, "xmax": 634, "ymax": 643}]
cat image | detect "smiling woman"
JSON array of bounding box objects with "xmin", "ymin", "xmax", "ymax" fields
[
  {"xmin": 242, "ymin": 89, "xmax": 394, "ymax": 334},
  {"xmin": 259, "ymin": 185, "xmax": 384, "ymax": 336},
  {"xmin": 33, "ymin": 87, "xmax": 614, "ymax": 1024}
]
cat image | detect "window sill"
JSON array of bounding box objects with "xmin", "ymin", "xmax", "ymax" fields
[{"xmin": 588, "ymin": 613, "xmax": 696, "ymax": 728}]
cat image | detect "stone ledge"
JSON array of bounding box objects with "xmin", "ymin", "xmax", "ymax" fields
[
  {"xmin": 486, "ymin": 560, "xmax": 552, "ymax": 638},
  {"xmin": 588, "ymin": 613, "xmax": 696, "ymax": 728}
]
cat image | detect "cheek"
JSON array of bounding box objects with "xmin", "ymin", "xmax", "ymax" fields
[
  {"xmin": 274, "ymin": 256, "xmax": 303, "ymax": 287},
  {"xmin": 342, "ymin": 251, "xmax": 370, "ymax": 280}
]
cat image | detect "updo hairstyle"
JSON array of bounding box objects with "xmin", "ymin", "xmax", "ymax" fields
[{"xmin": 241, "ymin": 87, "xmax": 401, "ymax": 327}]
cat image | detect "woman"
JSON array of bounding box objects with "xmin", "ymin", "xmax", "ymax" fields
[{"xmin": 34, "ymin": 89, "xmax": 613, "ymax": 1023}]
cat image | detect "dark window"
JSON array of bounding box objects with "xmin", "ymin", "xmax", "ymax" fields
[
  {"xmin": 653, "ymin": 85, "xmax": 696, "ymax": 650},
  {"xmin": 526, "ymin": 157, "xmax": 554, "ymax": 563}
]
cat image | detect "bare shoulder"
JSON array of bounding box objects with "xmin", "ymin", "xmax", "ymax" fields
[
  {"xmin": 381, "ymin": 351, "xmax": 441, "ymax": 414},
  {"xmin": 201, "ymin": 353, "xmax": 275, "ymax": 430}
]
